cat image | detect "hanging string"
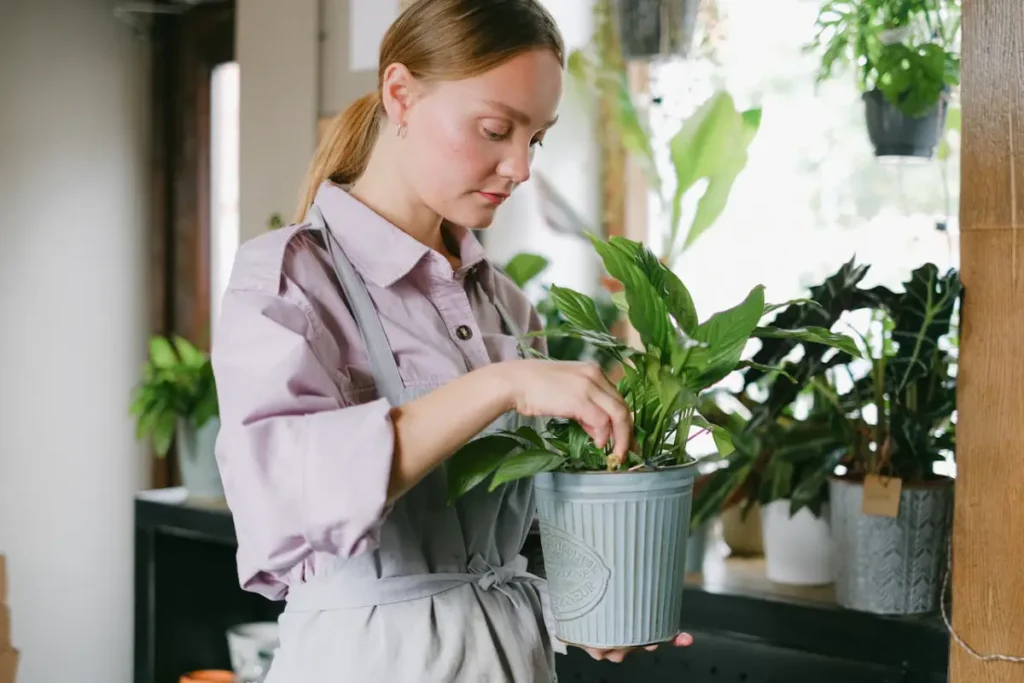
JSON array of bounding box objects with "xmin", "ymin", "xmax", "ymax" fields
[{"xmin": 940, "ymin": 537, "xmax": 1024, "ymax": 663}]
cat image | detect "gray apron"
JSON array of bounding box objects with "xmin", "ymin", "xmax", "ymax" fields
[{"xmin": 265, "ymin": 206, "xmax": 557, "ymax": 682}]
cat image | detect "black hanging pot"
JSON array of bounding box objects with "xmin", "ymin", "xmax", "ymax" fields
[
  {"xmin": 614, "ymin": 0, "xmax": 701, "ymax": 60},
  {"xmin": 862, "ymin": 88, "xmax": 949, "ymax": 159}
]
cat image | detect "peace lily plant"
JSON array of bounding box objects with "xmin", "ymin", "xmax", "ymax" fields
[
  {"xmin": 445, "ymin": 234, "xmax": 859, "ymax": 650},
  {"xmin": 448, "ymin": 235, "xmax": 859, "ymax": 495}
]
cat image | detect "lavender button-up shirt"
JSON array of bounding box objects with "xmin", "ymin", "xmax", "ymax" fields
[{"xmin": 212, "ymin": 182, "xmax": 544, "ymax": 600}]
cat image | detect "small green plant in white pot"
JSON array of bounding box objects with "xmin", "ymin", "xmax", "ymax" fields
[
  {"xmin": 447, "ymin": 235, "xmax": 859, "ymax": 649},
  {"xmin": 130, "ymin": 335, "xmax": 223, "ymax": 500}
]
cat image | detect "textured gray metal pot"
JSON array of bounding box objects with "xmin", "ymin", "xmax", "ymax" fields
[
  {"xmin": 862, "ymin": 88, "xmax": 948, "ymax": 158},
  {"xmin": 534, "ymin": 465, "xmax": 698, "ymax": 648},
  {"xmin": 829, "ymin": 477, "xmax": 953, "ymax": 615},
  {"xmin": 176, "ymin": 416, "xmax": 224, "ymax": 500},
  {"xmin": 613, "ymin": 0, "xmax": 701, "ymax": 60}
]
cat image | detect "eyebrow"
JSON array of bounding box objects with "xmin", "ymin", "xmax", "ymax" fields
[{"xmin": 483, "ymin": 100, "xmax": 559, "ymax": 129}]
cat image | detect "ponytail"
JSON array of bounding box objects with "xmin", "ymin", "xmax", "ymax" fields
[{"xmin": 293, "ymin": 91, "xmax": 381, "ymax": 223}]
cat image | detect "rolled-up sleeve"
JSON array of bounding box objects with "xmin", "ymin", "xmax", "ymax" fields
[{"xmin": 212, "ymin": 287, "xmax": 394, "ymax": 599}]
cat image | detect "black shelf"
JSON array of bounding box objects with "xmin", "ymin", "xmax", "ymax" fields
[{"xmin": 134, "ymin": 489, "xmax": 949, "ymax": 683}]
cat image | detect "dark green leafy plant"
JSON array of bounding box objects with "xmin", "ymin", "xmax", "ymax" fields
[
  {"xmin": 691, "ymin": 257, "xmax": 885, "ymax": 524},
  {"xmin": 809, "ymin": 0, "xmax": 961, "ymax": 117},
  {"xmin": 129, "ymin": 335, "xmax": 218, "ymax": 457},
  {"xmin": 840, "ymin": 263, "xmax": 960, "ymax": 482},
  {"xmin": 446, "ymin": 236, "xmax": 860, "ymax": 501}
]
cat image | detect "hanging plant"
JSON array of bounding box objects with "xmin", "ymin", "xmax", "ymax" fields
[{"xmin": 808, "ymin": 0, "xmax": 961, "ymax": 158}]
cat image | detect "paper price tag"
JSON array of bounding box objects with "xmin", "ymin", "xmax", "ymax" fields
[{"xmin": 862, "ymin": 474, "xmax": 902, "ymax": 518}]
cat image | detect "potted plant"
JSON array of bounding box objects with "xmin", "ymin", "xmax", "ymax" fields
[
  {"xmin": 692, "ymin": 258, "xmax": 878, "ymax": 567},
  {"xmin": 828, "ymin": 263, "xmax": 960, "ymax": 614},
  {"xmin": 447, "ymin": 234, "xmax": 858, "ymax": 648},
  {"xmin": 808, "ymin": 0, "xmax": 961, "ymax": 158},
  {"xmin": 130, "ymin": 335, "xmax": 223, "ymax": 500}
]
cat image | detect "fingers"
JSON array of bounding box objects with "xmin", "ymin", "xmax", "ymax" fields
[
  {"xmin": 588, "ymin": 389, "xmax": 632, "ymax": 464},
  {"xmin": 575, "ymin": 400, "xmax": 611, "ymax": 449},
  {"xmin": 674, "ymin": 632, "xmax": 694, "ymax": 647}
]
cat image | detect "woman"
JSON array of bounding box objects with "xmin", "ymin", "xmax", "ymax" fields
[{"xmin": 212, "ymin": 1, "xmax": 692, "ymax": 680}]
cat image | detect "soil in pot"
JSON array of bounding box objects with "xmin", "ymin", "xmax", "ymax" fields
[
  {"xmin": 761, "ymin": 500, "xmax": 833, "ymax": 586},
  {"xmin": 830, "ymin": 475, "xmax": 953, "ymax": 615},
  {"xmin": 534, "ymin": 464, "xmax": 698, "ymax": 649},
  {"xmin": 862, "ymin": 88, "xmax": 948, "ymax": 159}
]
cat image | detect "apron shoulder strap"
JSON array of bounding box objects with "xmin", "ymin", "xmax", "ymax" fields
[{"xmin": 305, "ymin": 205, "xmax": 404, "ymax": 406}]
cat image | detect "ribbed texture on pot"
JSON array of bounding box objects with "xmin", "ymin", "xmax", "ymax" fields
[{"xmin": 533, "ymin": 466, "xmax": 696, "ymax": 649}]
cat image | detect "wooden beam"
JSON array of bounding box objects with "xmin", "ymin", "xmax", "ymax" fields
[{"xmin": 950, "ymin": 0, "xmax": 1024, "ymax": 681}]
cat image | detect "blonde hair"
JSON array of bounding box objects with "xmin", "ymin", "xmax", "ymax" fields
[{"xmin": 292, "ymin": 0, "xmax": 564, "ymax": 222}]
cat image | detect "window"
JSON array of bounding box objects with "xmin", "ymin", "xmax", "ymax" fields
[{"xmin": 209, "ymin": 61, "xmax": 240, "ymax": 338}]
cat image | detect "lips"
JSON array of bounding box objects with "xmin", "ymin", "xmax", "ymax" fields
[{"xmin": 478, "ymin": 191, "xmax": 509, "ymax": 206}]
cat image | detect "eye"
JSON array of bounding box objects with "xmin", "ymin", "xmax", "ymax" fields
[
  {"xmin": 530, "ymin": 137, "xmax": 545, "ymax": 148},
  {"xmin": 483, "ymin": 127, "xmax": 509, "ymax": 141}
]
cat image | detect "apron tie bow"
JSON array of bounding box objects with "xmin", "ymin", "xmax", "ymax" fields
[{"xmin": 468, "ymin": 555, "xmax": 529, "ymax": 603}]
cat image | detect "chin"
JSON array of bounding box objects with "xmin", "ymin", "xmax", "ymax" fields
[{"xmin": 451, "ymin": 208, "xmax": 498, "ymax": 230}]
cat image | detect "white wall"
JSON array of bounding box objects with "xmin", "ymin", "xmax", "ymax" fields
[
  {"xmin": 0, "ymin": 1, "xmax": 150, "ymax": 681},
  {"xmin": 237, "ymin": 0, "xmax": 319, "ymax": 240}
]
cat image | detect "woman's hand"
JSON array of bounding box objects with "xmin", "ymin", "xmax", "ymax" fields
[
  {"xmin": 581, "ymin": 632, "xmax": 694, "ymax": 663},
  {"xmin": 494, "ymin": 359, "xmax": 633, "ymax": 465}
]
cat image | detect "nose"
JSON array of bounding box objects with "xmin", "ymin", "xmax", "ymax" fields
[{"xmin": 497, "ymin": 143, "xmax": 532, "ymax": 185}]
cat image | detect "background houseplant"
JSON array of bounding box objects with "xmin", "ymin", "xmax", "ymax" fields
[
  {"xmin": 130, "ymin": 335, "xmax": 223, "ymax": 500},
  {"xmin": 450, "ymin": 234, "xmax": 858, "ymax": 647},
  {"xmin": 569, "ymin": 10, "xmax": 761, "ymax": 270},
  {"xmin": 827, "ymin": 262, "xmax": 960, "ymax": 614},
  {"xmin": 693, "ymin": 258, "xmax": 878, "ymax": 569},
  {"xmin": 808, "ymin": 0, "xmax": 961, "ymax": 157}
]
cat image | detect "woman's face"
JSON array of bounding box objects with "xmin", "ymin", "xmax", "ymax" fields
[{"xmin": 395, "ymin": 49, "xmax": 563, "ymax": 229}]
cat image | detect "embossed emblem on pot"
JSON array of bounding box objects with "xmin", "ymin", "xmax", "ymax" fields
[{"xmin": 539, "ymin": 523, "xmax": 612, "ymax": 621}]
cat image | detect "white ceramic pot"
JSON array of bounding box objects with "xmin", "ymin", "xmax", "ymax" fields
[
  {"xmin": 761, "ymin": 500, "xmax": 833, "ymax": 586},
  {"xmin": 226, "ymin": 621, "xmax": 279, "ymax": 681}
]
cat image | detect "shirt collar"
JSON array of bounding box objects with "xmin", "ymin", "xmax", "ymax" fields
[{"xmin": 311, "ymin": 181, "xmax": 491, "ymax": 288}]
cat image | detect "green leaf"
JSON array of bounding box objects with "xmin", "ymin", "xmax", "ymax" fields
[
  {"xmin": 736, "ymin": 360, "xmax": 797, "ymax": 383},
  {"xmin": 691, "ymin": 414, "xmax": 736, "ymax": 457},
  {"xmin": 661, "ymin": 268, "xmax": 699, "ymax": 334},
  {"xmin": 149, "ymin": 336, "xmax": 178, "ymax": 369},
  {"xmin": 684, "ymin": 285, "xmax": 766, "ymax": 387},
  {"xmin": 490, "ymin": 449, "xmax": 565, "ymax": 489},
  {"xmin": 172, "ymin": 336, "xmax": 206, "ymax": 368},
  {"xmin": 445, "ymin": 435, "xmax": 522, "ymax": 502},
  {"xmin": 153, "ymin": 411, "xmax": 177, "ymax": 457},
  {"xmin": 587, "ymin": 235, "xmax": 672, "ymax": 353},
  {"xmin": 762, "ymin": 298, "xmax": 826, "ymax": 318},
  {"xmin": 549, "ymin": 285, "xmax": 610, "ymax": 335},
  {"xmin": 752, "ymin": 326, "xmax": 861, "ymax": 359},
  {"xmin": 503, "ymin": 253, "xmax": 549, "ymax": 288},
  {"xmin": 511, "ymin": 425, "xmax": 547, "ymax": 450}
]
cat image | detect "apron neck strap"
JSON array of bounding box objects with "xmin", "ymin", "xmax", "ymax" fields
[{"xmin": 305, "ymin": 205, "xmax": 405, "ymax": 406}]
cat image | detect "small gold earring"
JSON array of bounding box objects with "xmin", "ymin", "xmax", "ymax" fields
[{"xmin": 397, "ymin": 122, "xmax": 407, "ymax": 139}]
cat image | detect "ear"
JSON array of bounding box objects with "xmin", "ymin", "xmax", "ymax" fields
[{"xmin": 380, "ymin": 62, "xmax": 420, "ymax": 126}]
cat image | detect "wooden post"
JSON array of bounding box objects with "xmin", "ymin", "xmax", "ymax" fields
[{"xmin": 950, "ymin": 1, "xmax": 1024, "ymax": 681}]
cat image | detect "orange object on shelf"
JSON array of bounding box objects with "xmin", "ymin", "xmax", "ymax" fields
[{"xmin": 180, "ymin": 671, "xmax": 235, "ymax": 683}]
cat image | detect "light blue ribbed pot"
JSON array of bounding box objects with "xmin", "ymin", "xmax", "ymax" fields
[
  {"xmin": 176, "ymin": 416, "xmax": 224, "ymax": 500},
  {"xmin": 533, "ymin": 464, "xmax": 698, "ymax": 649}
]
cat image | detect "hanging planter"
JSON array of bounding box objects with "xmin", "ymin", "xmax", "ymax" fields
[
  {"xmin": 863, "ymin": 88, "xmax": 949, "ymax": 158},
  {"xmin": 613, "ymin": 0, "xmax": 701, "ymax": 61},
  {"xmin": 808, "ymin": 1, "xmax": 960, "ymax": 159}
]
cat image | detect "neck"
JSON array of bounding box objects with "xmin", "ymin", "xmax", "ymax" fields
[{"xmin": 349, "ymin": 142, "xmax": 448, "ymax": 257}]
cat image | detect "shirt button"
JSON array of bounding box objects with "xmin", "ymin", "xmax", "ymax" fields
[{"xmin": 455, "ymin": 325, "xmax": 473, "ymax": 341}]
